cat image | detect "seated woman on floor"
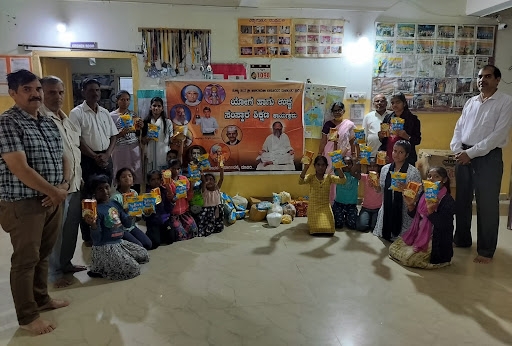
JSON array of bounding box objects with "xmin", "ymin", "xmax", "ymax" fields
[{"xmin": 389, "ymin": 166, "xmax": 455, "ymax": 269}]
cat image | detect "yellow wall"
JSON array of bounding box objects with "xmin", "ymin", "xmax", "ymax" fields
[
  {"xmin": 0, "ymin": 96, "xmax": 14, "ymax": 114},
  {"xmin": 221, "ymin": 101, "xmax": 512, "ymax": 199}
]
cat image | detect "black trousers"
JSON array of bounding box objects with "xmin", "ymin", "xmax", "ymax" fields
[
  {"xmin": 80, "ymin": 152, "xmax": 113, "ymax": 242},
  {"xmin": 454, "ymin": 147, "xmax": 502, "ymax": 257}
]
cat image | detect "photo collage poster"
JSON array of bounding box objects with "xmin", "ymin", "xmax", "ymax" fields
[
  {"xmin": 238, "ymin": 18, "xmax": 292, "ymax": 58},
  {"xmin": 292, "ymin": 18, "xmax": 344, "ymax": 58},
  {"xmin": 373, "ymin": 22, "xmax": 495, "ymax": 111},
  {"xmin": 304, "ymin": 84, "xmax": 346, "ymax": 139}
]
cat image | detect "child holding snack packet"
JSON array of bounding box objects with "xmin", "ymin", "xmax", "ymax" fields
[
  {"xmin": 83, "ymin": 174, "xmax": 149, "ymax": 280},
  {"xmin": 389, "ymin": 167, "xmax": 455, "ymax": 269},
  {"xmin": 110, "ymin": 168, "xmax": 152, "ymax": 250},
  {"xmin": 332, "ymin": 156, "xmax": 360, "ymax": 230},
  {"xmin": 373, "ymin": 140, "xmax": 422, "ymax": 241},
  {"xmin": 142, "ymin": 97, "xmax": 174, "ymax": 171},
  {"xmin": 356, "ymin": 158, "xmax": 383, "ymax": 232},
  {"xmin": 197, "ymin": 165, "xmax": 225, "ymax": 236},
  {"xmin": 378, "ymin": 93, "xmax": 421, "ymax": 165},
  {"xmin": 299, "ymin": 156, "xmax": 347, "ymax": 235},
  {"xmin": 318, "ymin": 102, "xmax": 356, "ymax": 203},
  {"xmin": 143, "ymin": 170, "xmax": 176, "ymax": 249},
  {"xmin": 166, "ymin": 159, "xmax": 199, "ymax": 240}
]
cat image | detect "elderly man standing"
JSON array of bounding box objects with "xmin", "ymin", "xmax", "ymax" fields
[
  {"xmin": 256, "ymin": 121, "xmax": 295, "ymax": 170},
  {"xmin": 450, "ymin": 65, "xmax": 512, "ymax": 264},
  {"xmin": 362, "ymin": 94, "xmax": 391, "ymax": 157},
  {"xmin": 0, "ymin": 70, "xmax": 69, "ymax": 334},
  {"xmin": 69, "ymin": 78, "xmax": 118, "ymax": 246},
  {"xmin": 40, "ymin": 76, "xmax": 86, "ymax": 288}
]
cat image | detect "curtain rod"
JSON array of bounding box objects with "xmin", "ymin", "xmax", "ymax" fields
[{"xmin": 18, "ymin": 44, "xmax": 142, "ymax": 54}]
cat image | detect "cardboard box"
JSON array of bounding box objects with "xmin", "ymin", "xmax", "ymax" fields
[{"xmin": 416, "ymin": 149, "xmax": 456, "ymax": 190}]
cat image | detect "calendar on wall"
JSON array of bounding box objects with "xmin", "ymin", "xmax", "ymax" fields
[{"xmin": 372, "ymin": 23, "xmax": 495, "ymax": 112}]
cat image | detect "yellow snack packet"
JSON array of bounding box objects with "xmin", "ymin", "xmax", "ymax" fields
[
  {"xmin": 354, "ymin": 127, "xmax": 366, "ymax": 144},
  {"xmin": 423, "ymin": 180, "xmax": 440, "ymax": 203},
  {"xmin": 162, "ymin": 170, "xmax": 172, "ymax": 185},
  {"xmin": 122, "ymin": 192, "xmax": 135, "ymax": 209},
  {"xmin": 126, "ymin": 196, "xmax": 144, "ymax": 217},
  {"xmin": 368, "ymin": 171, "xmax": 379, "ymax": 186},
  {"xmin": 301, "ymin": 150, "xmax": 315, "ymax": 164},
  {"xmin": 151, "ymin": 187, "xmax": 162, "ymax": 204},
  {"xmin": 328, "ymin": 128, "xmax": 338, "ymax": 141},
  {"xmin": 390, "ymin": 117, "xmax": 405, "ymax": 135},
  {"xmin": 359, "ymin": 144, "xmax": 372, "ymax": 165},
  {"xmin": 390, "ymin": 172, "xmax": 407, "ymax": 191},
  {"xmin": 376, "ymin": 151, "xmax": 387, "ymax": 165},
  {"xmin": 147, "ymin": 123, "xmax": 160, "ymax": 141},
  {"xmin": 141, "ymin": 193, "xmax": 157, "ymax": 215},
  {"xmin": 380, "ymin": 123, "xmax": 390, "ymax": 137},
  {"xmin": 119, "ymin": 114, "xmax": 135, "ymax": 131},
  {"xmin": 81, "ymin": 199, "xmax": 97, "ymax": 218},
  {"xmin": 328, "ymin": 150, "xmax": 346, "ymax": 168}
]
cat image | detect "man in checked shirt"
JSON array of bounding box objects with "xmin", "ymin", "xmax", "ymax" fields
[{"xmin": 0, "ymin": 69, "xmax": 69, "ymax": 335}]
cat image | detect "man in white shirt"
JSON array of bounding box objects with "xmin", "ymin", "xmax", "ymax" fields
[
  {"xmin": 450, "ymin": 65, "xmax": 512, "ymax": 264},
  {"xmin": 256, "ymin": 121, "xmax": 295, "ymax": 170},
  {"xmin": 69, "ymin": 78, "xmax": 118, "ymax": 246},
  {"xmin": 362, "ymin": 94, "xmax": 391, "ymax": 157},
  {"xmin": 192, "ymin": 106, "xmax": 219, "ymax": 135},
  {"xmin": 40, "ymin": 76, "xmax": 86, "ymax": 288}
]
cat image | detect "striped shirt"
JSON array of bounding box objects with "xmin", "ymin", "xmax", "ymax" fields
[{"xmin": 0, "ymin": 106, "xmax": 63, "ymax": 201}]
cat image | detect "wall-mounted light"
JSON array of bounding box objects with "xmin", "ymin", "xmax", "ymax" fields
[
  {"xmin": 345, "ymin": 35, "xmax": 373, "ymax": 64},
  {"xmin": 56, "ymin": 23, "xmax": 67, "ymax": 33}
]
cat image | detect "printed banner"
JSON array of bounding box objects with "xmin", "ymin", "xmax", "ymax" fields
[
  {"xmin": 304, "ymin": 84, "xmax": 346, "ymax": 139},
  {"xmin": 239, "ymin": 18, "xmax": 292, "ymax": 58},
  {"xmin": 292, "ymin": 18, "xmax": 344, "ymax": 58},
  {"xmin": 165, "ymin": 81, "xmax": 304, "ymax": 172}
]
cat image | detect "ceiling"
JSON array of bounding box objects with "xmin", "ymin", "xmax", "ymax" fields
[{"xmin": 94, "ymin": 0, "xmax": 400, "ymax": 11}]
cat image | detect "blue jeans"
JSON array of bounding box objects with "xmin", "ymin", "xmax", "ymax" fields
[
  {"xmin": 48, "ymin": 191, "xmax": 82, "ymax": 282},
  {"xmin": 123, "ymin": 226, "xmax": 153, "ymax": 250},
  {"xmin": 356, "ymin": 207, "xmax": 380, "ymax": 232}
]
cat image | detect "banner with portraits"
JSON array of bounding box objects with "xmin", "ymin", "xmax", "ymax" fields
[{"xmin": 165, "ymin": 81, "xmax": 304, "ymax": 172}]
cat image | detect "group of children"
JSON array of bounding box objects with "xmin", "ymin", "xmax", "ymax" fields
[
  {"xmin": 82, "ymin": 158, "xmax": 225, "ymax": 281},
  {"xmin": 300, "ymin": 139, "xmax": 455, "ymax": 269}
]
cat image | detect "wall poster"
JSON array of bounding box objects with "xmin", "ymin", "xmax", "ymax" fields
[
  {"xmin": 372, "ymin": 22, "xmax": 495, "ymax": 111},
  {"xmin": 292, "ymin": 18, "xmax": 344, "ymax": 58},
  {"xmin": 0, "ymin": 55, "xmax": 33, "ymax": 95},
  {"xmin": 238, "ymin": 18, "xmax": 292, "ymax": 58},
  {"xmin": 165, "ymin": 81, "xmax": 304, "ymax": 172},
  {"xmin": 304, "ymin": 84, "xmax": 346, "ymax": 139}
]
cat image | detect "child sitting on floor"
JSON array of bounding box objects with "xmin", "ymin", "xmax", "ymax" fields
[
  {"xmin": 197, "ymin": 165, "xmax": 224, "ymax": 236},
  {"xmin": 143, "ymin": 170, "xmax": 176, "ymax": 249},
  {"xmin": 111, "ymin": 168, "xmax": 152, "ymax": 250},
  {"xmin": 83, "ymin": 174, "xmax": 149, "ymax": 280},
  {"xmin": 332, "ymin": 156, "xmax": 360, "ymax": 230}
]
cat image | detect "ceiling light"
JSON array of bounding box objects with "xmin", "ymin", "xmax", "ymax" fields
[{"xmin": 56, "ymin": 23, "xmax": 67, "ymax": 33}]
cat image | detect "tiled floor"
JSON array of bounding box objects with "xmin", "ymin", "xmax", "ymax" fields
[{"xmin": 1, "ymin": 216, "xmax": 512, "ymax": 345}]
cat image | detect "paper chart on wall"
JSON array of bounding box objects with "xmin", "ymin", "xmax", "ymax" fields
[
  {"xmin": 445, "ymin": 56, "xmax": 460, "ymax": 77},
  {"xmin": 292, "ymin": 18, "xmax": 344, "ymax": 58},
  {"xmin": 459, "ymin": 57, "xmax": 475, "ymax": 77},
  {"xmin": 304, "ymin": 83, "xmax": 346, "ymax": 138},
  {"xmin": 416, "ymin": 56, "xmax": 434, "ymax": 77},
  {"xmin": 0, "ymin": 58, "xmax": 7, "ymax": 84},
  {"xmin": 9, "ymin": 57, "xmax": 31, "ymax": 73},
  {"xmin": 431, "ymin": 55, "xmax": 446, "ymax": 77},
  {"xmin": 474, "ymin": 57, "xmax": 488, "ymax": 76}
]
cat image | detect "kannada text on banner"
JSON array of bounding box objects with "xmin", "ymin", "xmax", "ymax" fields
[{"xmin": 165, "ymin": 81, "xmax": 304, "ymax": 172}]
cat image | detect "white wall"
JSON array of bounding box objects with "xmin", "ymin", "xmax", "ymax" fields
[
  {"xmin": 0, "ymin": 0, "xmax": 501, "ymax": 96},
  {"xmin": 68, "ymin": 58, "xmax": 132, "ymax": 75}
]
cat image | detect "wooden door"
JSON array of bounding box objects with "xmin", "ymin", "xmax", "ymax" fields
[{"xmin": 40, "ymin": 57, "xmax": 74, "ymax": 114}]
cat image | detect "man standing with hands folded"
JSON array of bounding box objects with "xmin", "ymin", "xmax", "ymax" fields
[
  {"xmin": 450, "ymin": 65, "xmax": 512, "ymax": 264},
  {"xmin": 0, "ymin": 70, "xmax": 69, "ymax": 334}
]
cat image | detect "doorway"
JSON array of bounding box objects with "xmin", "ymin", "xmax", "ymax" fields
[{"xmin": 33, "ymin": 51, "xmax": 139, "ymax": 114}]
